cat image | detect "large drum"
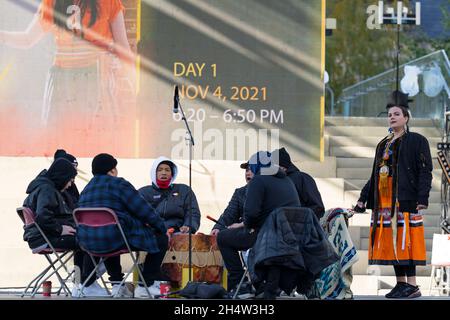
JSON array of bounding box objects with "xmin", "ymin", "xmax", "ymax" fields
[{"xmin": 161, "ymin": 233, "xmax": 224, "ymax": 288}]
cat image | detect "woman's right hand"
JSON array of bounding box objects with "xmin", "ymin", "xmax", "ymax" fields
[
  {"xmin": 61, "ymin": 225, "xmax": 76, "ymax": 236},
  {"xmin": 353, "ymin": 201, "xmax": 366, "ymax": 213}
]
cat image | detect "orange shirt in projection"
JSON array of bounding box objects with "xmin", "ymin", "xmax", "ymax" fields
[{"xmin": 39, "ymin": 0, "xmax": 125, "ymax": 68}]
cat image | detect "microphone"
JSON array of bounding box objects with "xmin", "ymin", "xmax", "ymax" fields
[{"xmin": 173, "ymin": 85, "xmax": 179, "ymax": 113}]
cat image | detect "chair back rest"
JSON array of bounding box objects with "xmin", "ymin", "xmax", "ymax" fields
[
  {"xmin": 17, "ymin": 207, "xmax": 36, "ymax": 226},
  {"xmin": 73, "ymin": 208, "xmax": 119, "ymax": 227},
  {"xmin": 73, "ymin": 208, "xmax": 128, "ymax": 255}
]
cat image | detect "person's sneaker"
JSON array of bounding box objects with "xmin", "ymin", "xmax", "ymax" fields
[
  {"xmin": 385, "ymin": 282, "xmax": 407, "ymax": 299},
  {"xmin": 134, "ymin": 284, "xmax": 160, "ymax": 298},
  {"xmin": 80, "ymin": 281, "xmax": 109, "ymax": 297},
  {"xmin": 71, "ymin": 284, "xmax": 81, "ymax": 298},
  {"xmin": 228, "ymin": 283, "xmax": 255, "ymax": 299},
  {"xmin": 279, "ymin": 291, "xmax": 307, "ymax": 299},
  {"xmin": 152, "ymin": 281, "xmax": 161, "ymax": 291},
  {"xmin": 398, "ymin": 283, "xmax": 421, "ymax": 299},
  {"xmin": 111, "ymin": 284, "xmax": 134, "ymax": 298}
]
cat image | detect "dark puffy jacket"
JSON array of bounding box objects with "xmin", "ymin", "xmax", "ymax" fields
[
  {"xmin": 139, "ymin": 184, "xmax": 201, "ymax": 233},
  {"xmin": 213, "ymin": 185, "xmax": 247, "ymax": 230},
  {"xmin": 358, "ymin": 131, "xmax": 433, "ymax": 212},
  {"xmin": 244, "ymin": 169, "xmax": 301, "ymax": 229},
  {"xmin": 23, "ymin": 176, "xmax": 74, "ymax": 249},
  {"xmin": 139, "ymin": 157, "xmax": 201, "ymax": 233},
  {"xmin": 248, "ymin": 207, "xmax": 339, "ymax": 293},
  {"xmin": 36, "ymin": 169, "xmax": 79, "ymax": 210},
  {"xmin": 286, "ymin": 164, "xmax": 325, "ymax": 219}
]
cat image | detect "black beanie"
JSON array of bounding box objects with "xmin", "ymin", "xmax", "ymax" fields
[
  {"xmin": 54, "ymin": 149, "xmax": 78, "ymax": 167},
  {"xmin": 272, "ymin": 147, "xmax": 292, "ymax": 168},
  {"xmin": 92, "ymin": 153, "xmax": 118, "ymax": 175},
  {"xmin": 45, "ymin": 158, "xmax": 77, "ymax": 191}
]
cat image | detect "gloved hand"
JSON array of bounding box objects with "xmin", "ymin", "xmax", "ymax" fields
[{"xmin": 353, "ymin": 202, "xmax": 366, "ymax": 213}]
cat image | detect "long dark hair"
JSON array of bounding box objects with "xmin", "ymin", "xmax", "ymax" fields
[{"xmin": 53, "ymin": 0, "xmax": 99, "ymax": 30}]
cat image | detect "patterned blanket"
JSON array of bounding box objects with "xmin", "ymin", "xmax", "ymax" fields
[{"xmin": 313, "ymin": 208, "xmax": 359, "ymax": 299}]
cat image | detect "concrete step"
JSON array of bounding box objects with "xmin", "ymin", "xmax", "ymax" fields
[
  {"xmin": 360, "ymin": 237, "xmax": 434, "ymax": 252},
  {"xmin": 345, "ymin": 190, "xmax": 441, "ymax": 205},
  {"xmin": 325, "ymin": 116, "xmax": 439, "ymax": 128},
  {"xmin": 352, "ymin": 250, "xmax": 432, "ymax": 276},
  {"xmin": 314, "ymin": 178, "xmax": 345, "ymax": 209},
  {"xmin": 329, "ymin": 136, "xmax": 442, "ymax": 148},
  {"xmin": 344, "ymin": 178, "xmax": 441, "ymax": 191},
  {"xmin": 325, "ymin": 126, "xmax": 441, "ymax": 137},
  {"xmin": 352, "ymin": 226, "xmax": 442, "ymax": 253},
  {"xmin": 352, "ymin": 225, "xmax": 442, "ymax": 241},
  {"xmin": 330, "ymin": 145, "xmax": 439, "ymax": 158},
  {"xmin": 348, "ymin": 206, "xmax": 442, "ymax": 228},
  {"xmin": 349, "ymin": 203, "xmax": 442, "ymax": 216},
  {"xmin": 352, "ymin": 275, "xmax": 433, "ymax": 296},
  {"xmin": 337, "ymin": 167, "xmax": 442, "ymax": 180},
  {"xmin": 337, "ymin": 157, "xmax": 440, "ymax": 169},
  {"xmin": 377, "ymin": 276, "xmax": 433, "ymax": 292},
  {"xmin": 424, "ymin": 214, "xmax": 442, "ymax": 228},
  {"xmin": 295, "ymin": 157, "xmax": 337, "ymax": 178}
]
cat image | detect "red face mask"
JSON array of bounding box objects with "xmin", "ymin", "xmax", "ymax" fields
[{"xmin": 156, "ymin": 178, "xmax": 171, "ymax": 189}]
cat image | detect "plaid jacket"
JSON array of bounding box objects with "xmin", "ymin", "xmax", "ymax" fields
[{"xmin": 77, "ymin": 175, "xmax": 167, "ymax": 254}]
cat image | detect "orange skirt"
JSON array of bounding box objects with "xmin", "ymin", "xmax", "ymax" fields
[{"xmin": 368, "ymin": 177, "xmax": 426, "ymax": 265}]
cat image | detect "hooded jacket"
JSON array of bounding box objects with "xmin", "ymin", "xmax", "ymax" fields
[
  {"xmin": 285, "ymin": 163, "xmax": 325, "ymax": 219},
  {"xmin": 35, "ymin": 169, "xmax": 79, "ymax": 210},
  {"xmin": 244, "ymin": 168, "xmax": 301, "ymax": 229},
  {"xmin": 273, "ymin": 148, "xmax": 325, "ymax": 218},
  {"xmin": 23, "ymin": 159, "xmax": 77, "ymax": 249},
  {"xmin": 139, "ymin": 157, "xmax": 201, "ymax": 233}
]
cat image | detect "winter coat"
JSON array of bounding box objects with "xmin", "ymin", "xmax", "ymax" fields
[
  {"xmin": 212, "ymin": 186, "xmax": 247, "ymax": 230},
  {"xmin": 244, "ymin": 168, "xmax": 301, "ymax": 229},
  {"xmin": 358, "ymin": 131, "xmax": 433, "ymax": 212},
  {"xmin": 23, "ymin": 177, "xmax": 74, "ymax": 249},
  {"xmin": 248, "ymin": 207, "xmax": 339, "ymax": 293},
  {"xmin": 36, "ymin": 169, "xmax": 79, "ymax": 210},
  {"xmin": 286, "ymin": 164, "xmax": 325, "ymax": 218},
  {"xmin": 139, "ymin": 157, "xmax": 201, "ymax": 233}
]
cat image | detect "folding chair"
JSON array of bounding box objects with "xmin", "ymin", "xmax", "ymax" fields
[
  {"xmin": 233, "ymin": 249, "xmax": 252, "ymax": 299},
  {"xmin": 73, "ymin": 207, "xmax": 152, "ymax": 298},
  {"xmin": 16, "ymin": 207, "xmax": 75, "ymax": 297}
]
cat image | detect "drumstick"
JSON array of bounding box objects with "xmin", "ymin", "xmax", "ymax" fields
[{"xmin": 206, "ymin": 215, "xmax": 226, "ymax": 228}]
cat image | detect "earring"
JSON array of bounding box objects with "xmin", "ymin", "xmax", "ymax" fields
[{"xmin": 388, "ymin": 127, "xmax": 393, "ymax": 134}]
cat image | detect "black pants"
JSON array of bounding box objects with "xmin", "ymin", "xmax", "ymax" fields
[
  {"xmin": 103, "ymin": 233, "xmax": 169, "ymax": 286},
  {"xmin": 264, "ymin": 267, "xmax": 281, "ymax": 299},
  {"xmin": 217, "ymin": 227, "xmax": 257, "ymax": 290},
  {"xmin": 394, "ymin": 265, "xmax": 416, "ymax": 278},
  {"xmin": 49, "ymin": 235, "xmax": 97, "ymax": 286}
]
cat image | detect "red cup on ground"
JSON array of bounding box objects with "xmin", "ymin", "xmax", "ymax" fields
[
  {"xmin": 42, "ymin": 281, "xmax": 52, "ymax": 297},
  {"xmin": 160, "ymin": 281, "xmax": 171, "ymax": 298}
]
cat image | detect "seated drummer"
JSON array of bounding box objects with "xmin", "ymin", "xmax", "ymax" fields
[
  {"xmin": 139, "ymin": 157, "xmax": 201, "ymax": 234},
  {"xmin": 210, "ymin": 159, "xmax": 255, "ymax": 299}
]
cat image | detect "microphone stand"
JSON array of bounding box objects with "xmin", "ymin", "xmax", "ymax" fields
[{"xmin": 175, "ymin": 94, "xmax": 195, "ymax": 283}]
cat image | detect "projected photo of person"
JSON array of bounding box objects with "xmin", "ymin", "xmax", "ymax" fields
[{"xmin": 0, "ymin": 0, "xmax": 137, "ymax": 156}]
